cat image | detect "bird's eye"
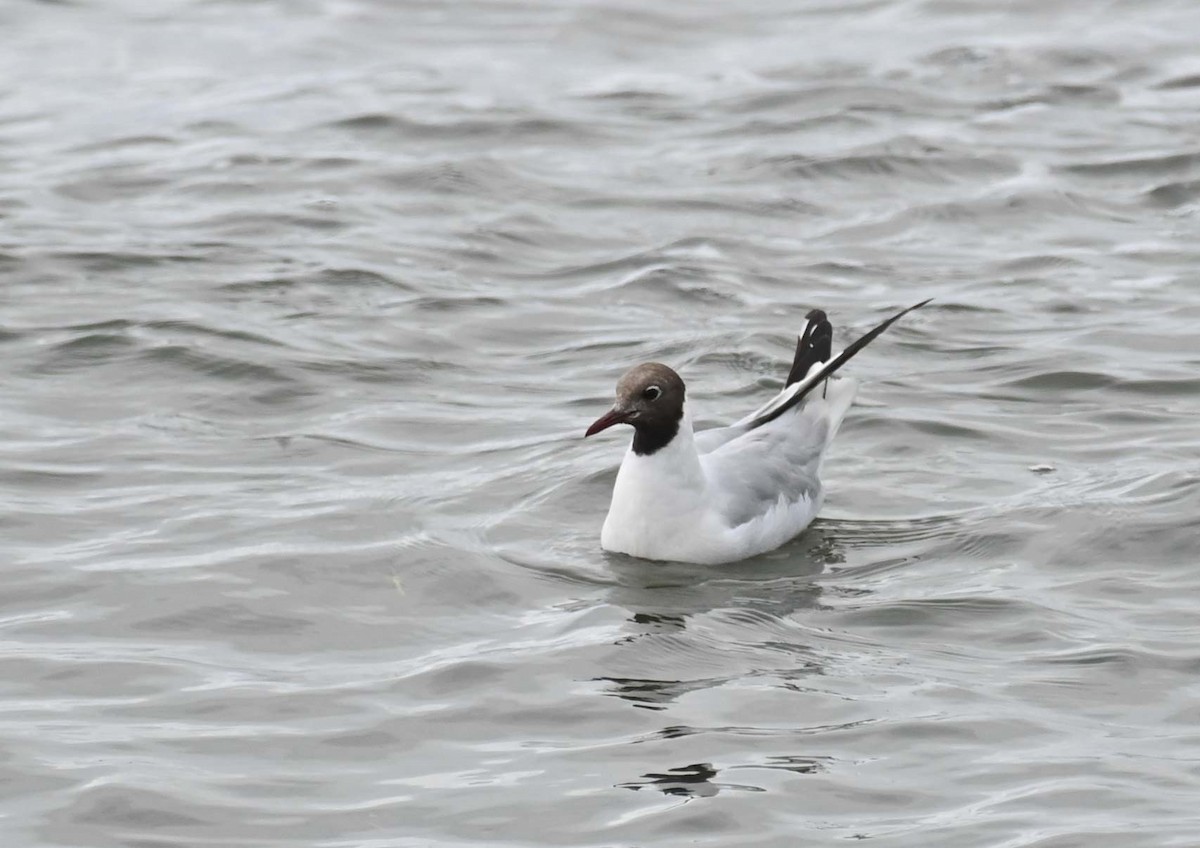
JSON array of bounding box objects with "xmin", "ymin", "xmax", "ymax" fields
[{"xmin": 643, "ymin": 385, "xmax": 662, "ymax": 401}]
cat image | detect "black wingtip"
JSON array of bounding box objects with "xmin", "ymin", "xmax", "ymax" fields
[
  {"xmin": 786, "ymin": 308, "xmax": 833, "ymax": 387},
  {"xmin": 749, "ymin": 298, "xmax": 931, "ymax": 431}
]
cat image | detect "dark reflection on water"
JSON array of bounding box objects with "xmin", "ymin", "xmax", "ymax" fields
[
  {"xmin": 599, "ymin": 677, "xmax": 696, "ymax": 711},
  {"xmin": 619, "ymin": 762, "xmax": 768, "ymax": 797},
  {"xmin": 3, "ymin": 0, "xmax": 1200, "ymax": 845}
]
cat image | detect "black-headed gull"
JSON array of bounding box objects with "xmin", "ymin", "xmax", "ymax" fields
[{"xmin": 585, "ymin": 301, "xmax": 929, "ymax": 564}]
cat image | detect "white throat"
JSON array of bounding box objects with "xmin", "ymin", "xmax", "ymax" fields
[{"xmin": 599, "ymin": 402, "xmax": 712, "ymax": 559}]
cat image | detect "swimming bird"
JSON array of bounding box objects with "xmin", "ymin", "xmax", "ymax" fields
[{"xmin": 585, "ymin": 301, "xmax": 929, "ymax": 564}]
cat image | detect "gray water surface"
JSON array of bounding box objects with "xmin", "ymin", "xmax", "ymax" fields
[{"xmin": 3, "ymin": 1, "xmax": 1200, "ymax": 846}]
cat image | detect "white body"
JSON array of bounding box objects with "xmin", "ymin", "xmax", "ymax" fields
[{"xmin": 600, "ymin": 370, "xmax": 858, "ymax": 564}]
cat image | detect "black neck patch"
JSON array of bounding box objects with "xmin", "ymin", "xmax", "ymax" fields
[
  {"xmin": 612, "ymin": 361, "xmax": 687, "ymax": 456},
  {"xmin": 631, "ymin": 415, "xmax": 680, "ymax": 456}
]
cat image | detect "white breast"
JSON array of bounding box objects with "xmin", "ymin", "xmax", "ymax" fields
[{"xmin": 599, "ymin": 405, "xmax": 723, "ymax": 562}]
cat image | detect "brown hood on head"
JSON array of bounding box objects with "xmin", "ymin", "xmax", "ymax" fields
[{"xmin": 585, "ymin": 362, "xmax": 686, "ymax": 455}]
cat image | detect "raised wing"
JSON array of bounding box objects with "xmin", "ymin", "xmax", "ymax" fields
[
  {"xmin": 695, "ymin": 299, "xmax": 928, "ymax": 457},
  {"xmin": 693, "ymin": 364, "xmax": 822, "ymax": 454},
  {"xmin": 742, "ymin": 299, "xmax": 930, "ymax": 432},
  {"xmin": 694, "ymin": 310, "xmax": 832, "ymax": 455}
]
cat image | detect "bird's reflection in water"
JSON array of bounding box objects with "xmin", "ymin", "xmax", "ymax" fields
[
  {"xmin": 597, "ymin": 528, "xmax": 845, "ymax": 795},
  {"xmin": 618, "ymin": 762, "xmax": 766, "ymax": 798},
  {"xmin": 618, "ymin": 754, "xmax": 830, "ymax": 797},
  {"xmin": 596, "ymin": 675, "xmax": 728, "ymax": 711},
  {"xmin": 594, "ymin": 524, "xmax": 843, "ymax": 707}
]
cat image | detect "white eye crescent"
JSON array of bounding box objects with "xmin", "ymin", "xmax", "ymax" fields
[{"xmin": 643, "ymin": 385, "xmax": 662, "ymax": 401}]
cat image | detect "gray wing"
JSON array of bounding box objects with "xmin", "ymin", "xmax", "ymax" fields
[{"xmin": 699, "ymin": 403, "xmax": 831, "ymax": 527}]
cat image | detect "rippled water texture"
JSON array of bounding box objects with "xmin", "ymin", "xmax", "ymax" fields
[{"xmin": 3, "ymin": 1, "xmax": 1200, "ymax": 845}]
